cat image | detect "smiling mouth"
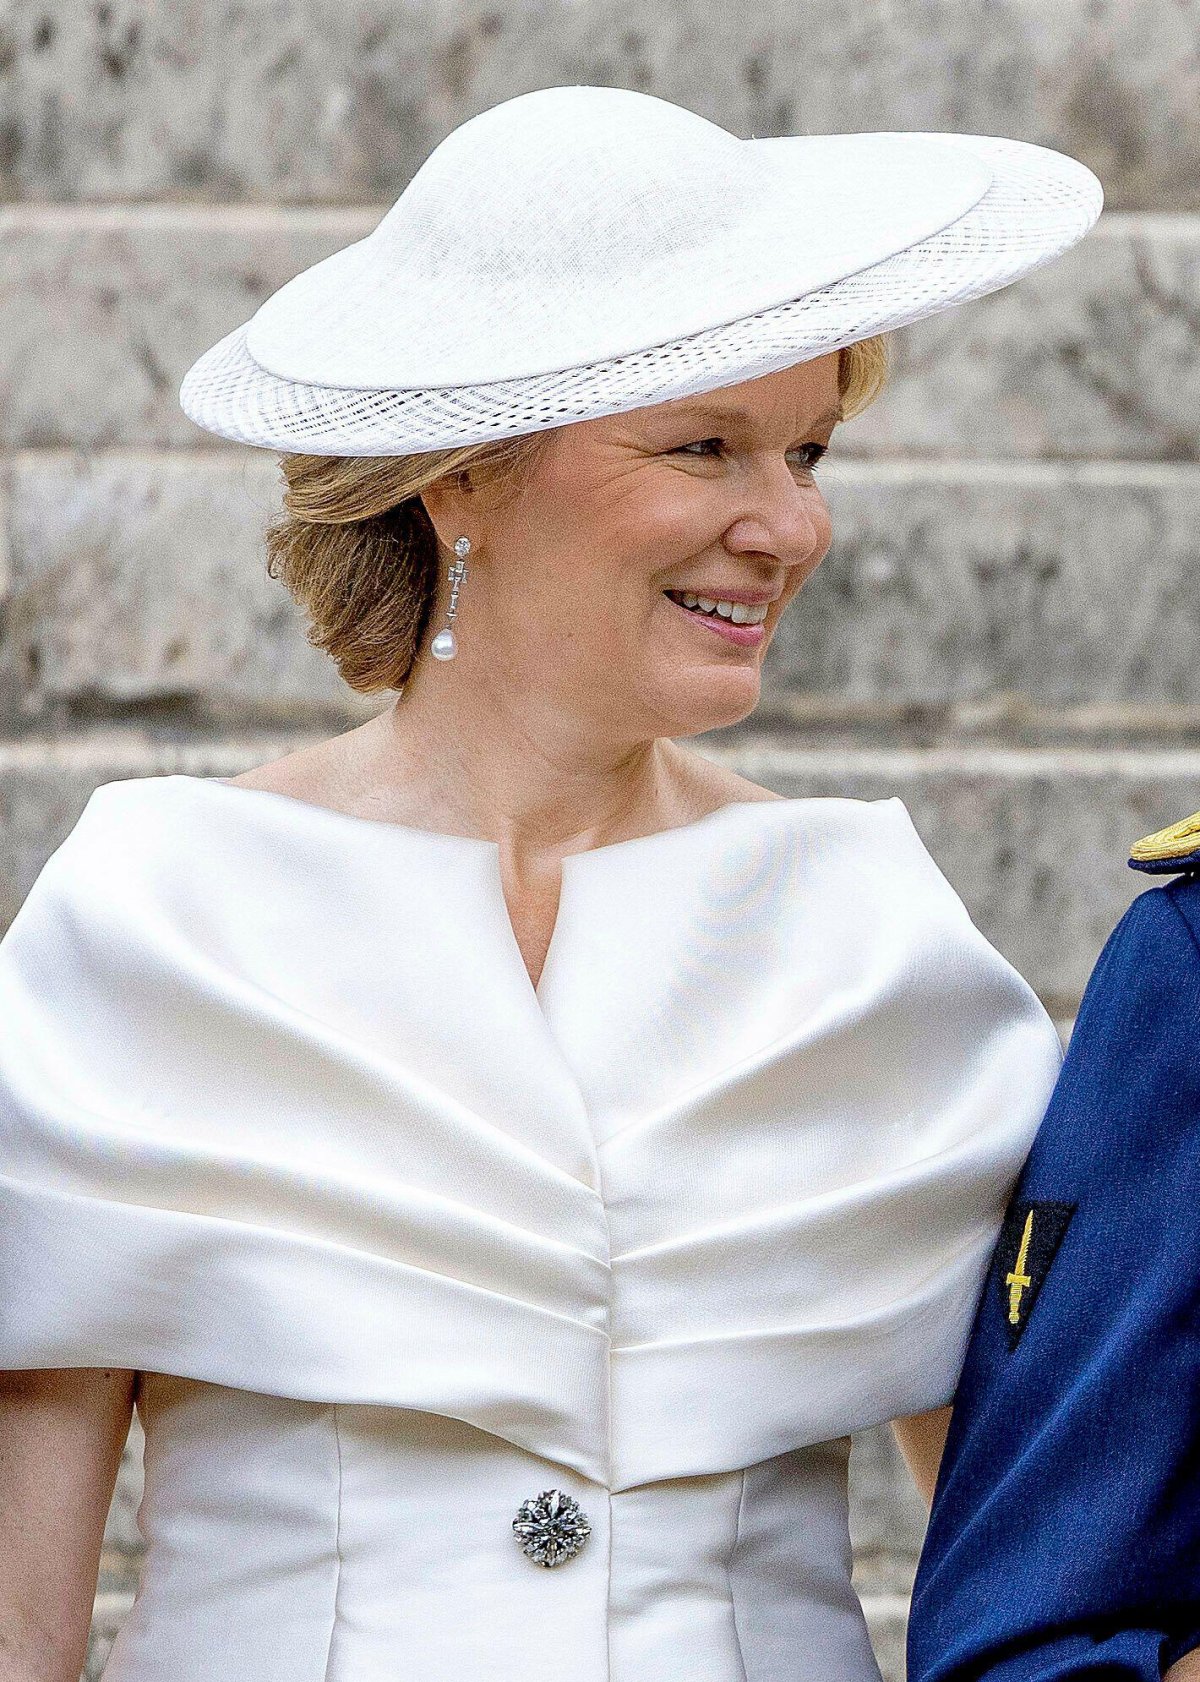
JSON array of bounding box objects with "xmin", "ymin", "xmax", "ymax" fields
[
  {"xmin": 662, "ymin": 589, "xmax": 769, "ymax": 646},
  {"xmin": 663, "ymin": 590, "xmax": 770, "ymax": 626}
]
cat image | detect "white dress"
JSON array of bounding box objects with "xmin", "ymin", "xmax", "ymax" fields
[{"xmin": 0, "ymin": 774, "xmax": 1062, "ymax": 1682}]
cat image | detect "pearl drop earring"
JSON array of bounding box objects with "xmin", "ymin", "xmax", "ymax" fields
[{"xmin": 431, "ymin": 536, "xmax": 470, "ymax": 661}]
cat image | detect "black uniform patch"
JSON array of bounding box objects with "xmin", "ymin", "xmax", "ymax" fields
[{"xmin": 993, "ymin": 1200, "xmax": 1075, "ymax": 1350}]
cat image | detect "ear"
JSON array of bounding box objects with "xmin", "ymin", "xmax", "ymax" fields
[{"xmin": 418, "ymin": 470, "xmax": 475, "ymax": 555}]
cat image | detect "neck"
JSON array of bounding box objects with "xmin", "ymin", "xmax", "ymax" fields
[{"xmin": 366, "ymin": 660, "xmax": 695, "ymax": 868}]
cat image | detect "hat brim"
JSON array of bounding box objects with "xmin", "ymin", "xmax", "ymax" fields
[{"xmin": 179, "ymin": 130, "xmax": 1101, "ymax": 456}]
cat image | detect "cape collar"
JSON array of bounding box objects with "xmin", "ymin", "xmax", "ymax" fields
[
  {"xmin": 0, "ymin": 771, "xmax": 1060, "ymax": 1486},
  {"xmin": 168, "ymin": 774, "xmax": 819, "ymax": 1191}
]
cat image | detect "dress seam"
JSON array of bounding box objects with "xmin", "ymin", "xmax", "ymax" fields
[{"xmin": 321, "ymin": 1402, "xmax": 346, "ymax": 1682}]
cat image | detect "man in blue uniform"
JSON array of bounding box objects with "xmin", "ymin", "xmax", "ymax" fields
[{"xmin": 906, "ymin": 810, "xmax": 1200, "ymax": 1682}]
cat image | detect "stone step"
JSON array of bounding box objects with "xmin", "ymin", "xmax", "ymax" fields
[
  {"xmin": 2, "ymin": 207, "xmax": 1197, "ymax": 457},
  {"xmin": 0, "ymin": 446, "xmax": 368, "ymax": 728},
  {"xmin": 4, "ymin": 447, "xmax": 1198, "ymax": 723},
  {"xmin": 102, "ymin": 1413, "xmax": 145, "ymax": 1558},
  {"xmin": 859, "ymin": 1593, "xmax": 912, "ymax": 1682},
  {"xmin": 1, "ymin": 730, "xmax": 1193, "ymax": 1006},
  {"xmin": 85, "ymin": 1591, "xmax": 134, "ymax": 1681},
  {"xmin": 850, "ymin": 1427, "xmax": 929, "ymax": 1585},
  {"xmin": 3, "ymin": 2, "xmax": 1196, "ymax": 211},
  {"xmin": 783, "ymin": 458, "xmax": 1200, "ymax": 712}
]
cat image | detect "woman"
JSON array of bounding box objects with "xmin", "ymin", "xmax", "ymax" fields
[{"xmin": 0, "ymin": 85, "xmax": 1100, "ymax": 1682}]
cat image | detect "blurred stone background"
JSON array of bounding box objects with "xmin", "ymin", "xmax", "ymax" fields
[{"xmin": 2, "ymin": 1, "xmax": 1198, "ymax": 1677}]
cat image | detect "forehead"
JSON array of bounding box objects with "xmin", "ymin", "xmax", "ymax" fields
[
  {"xmin": 618, "ymin": 360, "xmax": 843, "ymax": 433},
  {"xmin": 657, "ymin": 396, "xmax": 842, "ymax": 429}
]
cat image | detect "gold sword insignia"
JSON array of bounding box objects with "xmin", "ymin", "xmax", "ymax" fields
[{"xmin": 1006, "ymin": 1209, "xmax": 1035, "ymax": 1325}]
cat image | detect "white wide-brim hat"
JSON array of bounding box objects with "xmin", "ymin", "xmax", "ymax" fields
[{"xmin": 179, "ymin": 84, "xmax": 1103, "ymax": 456}]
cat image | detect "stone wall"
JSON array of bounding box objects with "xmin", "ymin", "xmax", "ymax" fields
[{"xmin": 2, "ymin": 4, "xmax": 1197, "ymax": 1678}]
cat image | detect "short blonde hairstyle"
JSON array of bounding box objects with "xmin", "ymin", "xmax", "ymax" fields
[{"xmin": 265, "ymin": 334, "xmax": 890, "ymax": 694}]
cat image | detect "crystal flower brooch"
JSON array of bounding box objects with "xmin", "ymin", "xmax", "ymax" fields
[{"xmin": 512, "ymin": 1487, "xmax": 592, "ymax": 1567}]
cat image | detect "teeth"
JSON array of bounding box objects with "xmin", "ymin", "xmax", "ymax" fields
[{"xmin": 670, "ymin": 591, "xmax": 768, "ymax": 625}]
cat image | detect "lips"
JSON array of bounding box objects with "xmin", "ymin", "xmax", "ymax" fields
[{"xmin": 662, "ymin": 589, "xmax": 768, "ymax": 647}]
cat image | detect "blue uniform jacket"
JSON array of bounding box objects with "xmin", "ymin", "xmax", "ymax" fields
[{"xmin": 907, "ymin": 859, "xmax": 1200, "ymax": 1682}]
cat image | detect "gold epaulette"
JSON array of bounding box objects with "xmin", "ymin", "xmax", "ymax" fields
[{"xmin": 1129, "ymin": 809, "xmax": 1200, "ymax": 864}]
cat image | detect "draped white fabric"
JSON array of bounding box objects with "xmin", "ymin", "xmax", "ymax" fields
[{"xmin": 0, "ymin": 775, "xmax": 1062, "ymax": 1679}]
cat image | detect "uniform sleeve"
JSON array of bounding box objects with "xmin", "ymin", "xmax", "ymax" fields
[{"xmin": 906, "ymin": 881, "xmax": 1200, "ymax": 1682}]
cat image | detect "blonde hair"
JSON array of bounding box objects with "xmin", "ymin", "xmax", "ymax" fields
[{"xmin": 266, "ymin": 333, "xmax": 890, "ymax": 694}]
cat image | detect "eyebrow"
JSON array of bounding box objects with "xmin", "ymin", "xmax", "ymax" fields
[{"xmin": 664, "ymin": 400, "xmax": 842, "ymax": 431}]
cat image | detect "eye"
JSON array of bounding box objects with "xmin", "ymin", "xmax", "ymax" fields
[{"xmin": 674, "ymin": 438, "xmax": 829, "ymax": 474}]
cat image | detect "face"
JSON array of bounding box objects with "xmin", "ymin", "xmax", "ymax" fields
[{"xmin": 421, "ymin": 353, "xmax": 840, "ymax": 743}]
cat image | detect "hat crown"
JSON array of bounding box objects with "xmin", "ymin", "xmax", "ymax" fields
[
  {"xmin": 243, "ymin": 85, "xmax": 1000, "ymax": 389},
  {"xmin": 375, "ymin": 86, "xmax": 748, "ymax": 292}
]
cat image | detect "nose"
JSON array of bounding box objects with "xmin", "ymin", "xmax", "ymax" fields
[{"xmin": 721, "ymin": 467, "xmax": 831, "ymax": 575}]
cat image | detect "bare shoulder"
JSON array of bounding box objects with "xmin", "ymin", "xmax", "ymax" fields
[
  {"xmin": 222, "ymin": 729, "xmax": 371, "ymax": 812},
  {"xmin": 722, "ymin": 780, "xmax": 788, "ymax": 806}
]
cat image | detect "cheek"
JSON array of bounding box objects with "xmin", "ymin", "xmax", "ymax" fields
[
  {"xmin": 530, "ymin": 479, "xmax": 706, "ymax": 619},
  {"xmin": 579, "ymin": 454, "xmax": 715, "ymax": 556},
  {"xmin": 626, "ymin": 478, "xmax": 718, "ymax": 552}
]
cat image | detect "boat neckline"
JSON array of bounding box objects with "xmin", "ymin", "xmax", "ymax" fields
[{"xmin": 144, "ymin": 772, "xmax": 824, "ymax": 864}]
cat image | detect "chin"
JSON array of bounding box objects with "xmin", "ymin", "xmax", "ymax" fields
[{"xmin": 654, "ymin": 669, "xmax": 764, "ymax": 737}]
